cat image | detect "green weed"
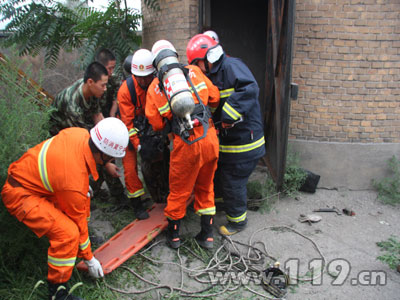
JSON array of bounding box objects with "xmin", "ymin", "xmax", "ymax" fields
[
  {"xmin": 0, "ymin": 50, "xmax": 52, "ymax": 186},
  {"xmin": 373, "ymin": 155, "xmax": 400, "ymax": 205},
  {"xmin": 0, "ymin": 52, "xmax": 53, "ymax": 300},
  {"xmin": 376, "ymin": 236, "xmax": 400, "ymax": 270},
  {"xmin": 247, "ymin": 149, "xmax": 306, "ymax": 212}
]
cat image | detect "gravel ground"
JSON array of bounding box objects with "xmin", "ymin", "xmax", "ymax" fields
[{"xmin": 90, "ymin": 183, "xmax": 400, "ymax": 299}]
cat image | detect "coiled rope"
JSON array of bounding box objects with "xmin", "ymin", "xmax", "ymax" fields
[{"xmin": 103, "ymin": 225, "xmax": 326, "ymax": 299}]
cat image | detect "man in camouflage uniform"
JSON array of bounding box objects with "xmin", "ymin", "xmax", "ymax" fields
[
  {"xmin": 96, "ymin": 48, "xmax": 119, "ymax": 118},
  {"xmin": 49, "ymin": 61, "xmax": 125, "ymax": 205},
  {"xmin": 92, "ymin": 49, "xmax": 127, "ymax": 203},
  {"xmin": 49, "ymin": 61, "xmax": 107, "ymax": 135}
]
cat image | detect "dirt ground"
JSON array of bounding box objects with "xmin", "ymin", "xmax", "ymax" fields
[{"xmin": 90, "ymin": 166, "xmax": 400, "ymax": 299}]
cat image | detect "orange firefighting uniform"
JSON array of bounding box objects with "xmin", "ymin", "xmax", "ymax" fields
[
  {"xmin": 117, "ymin": 75, "xmax": 146, "ymax": 198},
  {"xmin": 145, "ymin": 65, "xmax": 220, "ymax": 220},
  {"xmin": 1, "ymin": 128, "xmax": 98, "ymax": 284}
]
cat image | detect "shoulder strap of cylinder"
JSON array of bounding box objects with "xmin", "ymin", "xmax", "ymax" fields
[
  {"xmin": 158, "ymin": 63, "xmax": 181, "ymax": 78},
  {"xmin": 157, "ymin": 64, "xmax": 211, "ymax": 145},
  {"xmin": 126, "ymin": 76, "xmax": 137, "ymax": 107},
  {"xmin": 116, "ymin": 76, "xmax": 137, "ymax": 118}
]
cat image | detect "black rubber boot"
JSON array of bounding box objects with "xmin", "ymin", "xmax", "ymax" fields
[
  {"xmin": 132, "ymin": 197, "xmax": 149, "ymax": 220},
  {"xmin": 195, "ymin": 215, "xmax": 214, "ymax": 249},
  {"xmin": 48, "ymin": 281, "xmax": 84, "ymax": 300},
  {"xmin": 166, "ymin": 219, "xmax": 181, "ymax": 249},
  {"xmin": 107, "ymin": 193, "xmax": 131, "ymax": 212}
]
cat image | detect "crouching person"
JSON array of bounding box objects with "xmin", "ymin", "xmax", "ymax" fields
[{"xmin": 1, "ymin": 117, "xmax": 129, "ymax": 300}]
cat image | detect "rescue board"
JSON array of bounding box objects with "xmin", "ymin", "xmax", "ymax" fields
[{"xmin": 77, "ymin": 195, "xmax": 193, "ymax": 275}]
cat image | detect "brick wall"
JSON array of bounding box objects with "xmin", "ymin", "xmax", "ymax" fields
[
  {"xmin": 142, "ymin": 0, "xmax": 400, "ymax": 143},
  {"xmin": 141, "ymin": 0, "xmax": 198, "ymax": 64},
  {"xmin": 291, "ymin": 0, "xmax": 400, "ymax": 143}
]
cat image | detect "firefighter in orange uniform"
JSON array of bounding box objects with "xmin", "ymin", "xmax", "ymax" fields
[
  {"xmin": 145, "ymin": 40, "xmax": 220, "ymax": 249},
  {"xmin": 117, "ymin": 49, "xmax": 156, "ymax": 220},
  {"xmin": 1, "ymin": 118, "xmax": 129, "ymax": 300}
]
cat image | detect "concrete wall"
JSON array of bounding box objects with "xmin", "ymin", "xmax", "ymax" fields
[{"xmin": 290, "ymin": 139, "xmax": 400, "ymax": 190}]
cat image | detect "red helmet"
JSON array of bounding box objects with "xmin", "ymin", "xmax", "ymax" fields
[{"xmin": 186, "ymin": 34, "xmax": 219, "ymax": 65}]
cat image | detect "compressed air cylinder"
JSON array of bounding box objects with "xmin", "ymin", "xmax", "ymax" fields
[{"xmin": 152, "ymin": 40, "xmax": 195, "ymax": 120}]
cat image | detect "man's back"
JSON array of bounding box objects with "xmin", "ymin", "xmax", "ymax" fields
[{"xmin": 7, "ymin": 127, "xmax": 97, "ymax": 197}]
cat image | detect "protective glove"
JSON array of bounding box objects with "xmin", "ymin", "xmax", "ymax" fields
[
  {"xmin": 137, "ymin": 144, "xmax": 141, "ymax": 152},
  {"xmin": 84, "ymin": 257, "xmax": 104, "ymax": 278}
]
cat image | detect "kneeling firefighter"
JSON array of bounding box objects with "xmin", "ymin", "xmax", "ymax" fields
[
  {"xmin": 117, "ymin": 49, "xmax": 170, "ymax": 218},
  {"xmin": 1, "ymin": 118, "xmax": 129, "ymax": 300},
  {"xmin": 145, "ymin": 40, "xmax": 220, "ymax": 249}
]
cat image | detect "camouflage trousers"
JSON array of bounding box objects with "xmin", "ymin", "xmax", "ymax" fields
[
  {"xmin": 140, "ymin": 148, "xmax": 170, "ymax": 203},
  {"xmin": 90, "ymin": 164, "xmax": 125, "ymax": 200}
]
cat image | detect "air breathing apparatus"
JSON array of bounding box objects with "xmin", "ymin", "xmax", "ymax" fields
[{"xmin": 151, "ymin": 40, "xmax": 210, "ymax": 145}]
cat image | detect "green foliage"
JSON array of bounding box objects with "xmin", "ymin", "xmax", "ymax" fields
[
  {"xmin": 376, "ymin": 236, "xmax": 400, "ymax": 270},
  {"xmin": 247, "ymin": 180, "xmax": 264, "ymax": 200},
  {"xmin": 247, "ymin": 175, "xmax": 277, "ymax": 212},
  {"xmin": 74, "ymin": 1, "xmax": 142, "ymax": 76},
  {"xmin": 246, "ymin": 150, "xmax": 307, "ymax": 212},
  {"xmin": 0, "ymin": 52, "xmax": 52, "ymax": 300},
  {"xmin": 0, "ymin": 53, "xmax": 52, "ymax": 186},
  {"xmin": 372, "ymin": 156, "xmax": 400, "ymax": 205},
  {"xmin": 1, "ymin": 0, "xmax": 142, "ymax": 77},
  {"xmin": 282, "ymin": 151, "xmax": 307, "ymax": 197}
]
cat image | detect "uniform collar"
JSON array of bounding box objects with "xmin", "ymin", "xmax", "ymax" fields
[
  {"xmin": 210, "ymin": 54, "xmax": 225, "ymax": 75},
  {"xmin": 78, "ymin": 79, "xmax": 95, "ymax": 109},
  {"xmin": 83, "ymin": 138, "xmax": 99, "ymax": 181}
]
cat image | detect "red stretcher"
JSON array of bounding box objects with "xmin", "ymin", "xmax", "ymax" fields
[{"xmin": 77, "ymin": 196, "xmax": 193, "ymax": 275}]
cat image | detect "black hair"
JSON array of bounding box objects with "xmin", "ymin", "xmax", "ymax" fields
[
  {"xmin": 95, "ymin": 48, "xmax": 116, "ymax": 66},
  {"xmin": 89, "ymin": 137, "xmax": 101, "ymax": 154},
  {"xmin": 84, "ymin": 62, "xmax": 108, "ymax": 83}
]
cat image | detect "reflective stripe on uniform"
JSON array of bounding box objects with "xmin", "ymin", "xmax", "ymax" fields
[
  {"xmin": 189, "ymin": 82, "xmax": 207, "ymax": 94},
  {"xmin": 80, "ymin": 237, "xmax": 90, "ymax": 251},
  {"xmin": 222, "ymin": 102, "xmax": 242, "ymax": 121},
  {"xmin": 127, "ymin": 188, "xmax": 145, "ymax": 198},
  {"xmin": 196, "ymin": 206, "xmax": 216, "ymax": 216},
  {"xmin": 158, "ymin": 102, "xmax": 170, "ymax": 115},
  {"xmin": 227, "ymin": 211, "xmax": 247, "ymax": 223},
  {"xmin": 129, "ymin": 128, "xmax": 138, "ymax": 137},
  {"xmin": 219, "ymin": 88, "xmax": 234, "ymax": 98},
  {"xmin": 219, "ymin": 136, "xmax": 265, "ymax": 153},
  {"xmin": 38, "ymin": 137, "xmax": 55, "ymax": 192},
  {"xmin": 48, "ymin": 255, "xmax": 76, "ymax": 267}
]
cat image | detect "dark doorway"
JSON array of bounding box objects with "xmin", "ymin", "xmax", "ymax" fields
[
  {"xmin": 204, "ymin": 0, "xmax": 268, "ymax": 111},
  {"xmin": 201, "ymin": 0, "xmax": 296, "ymax": 190}
]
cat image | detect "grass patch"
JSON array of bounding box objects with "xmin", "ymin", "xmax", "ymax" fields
[
  {"xmin": 0, "ymin": 50, "xmax": 55, "ymax": 300},
  {"xmin": 376, "ymin": 236, "xmax": 400, "ymax": 270},
  {"xmin": 247, "ymin": 149, "xmax": 307, "ymax": 212},
  {"xmin": 373, "ymin": 155, "xmax": 400, "ymax": 205}
]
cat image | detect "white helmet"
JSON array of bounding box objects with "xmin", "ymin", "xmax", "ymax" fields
[
  {"xmin": 90, "ymin": 117, "xmax": 129, "ymax": 158},
  {"xmin": 151, "ymin": 40, "xmax": 177, "ymax": 62},
  {"xmin": 131, "ymin": 49, "xmax": 155, "ymax": 76},
  {"xmin": 203, "ymin": 30, "xmax": 219, "ymax": 43}
]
